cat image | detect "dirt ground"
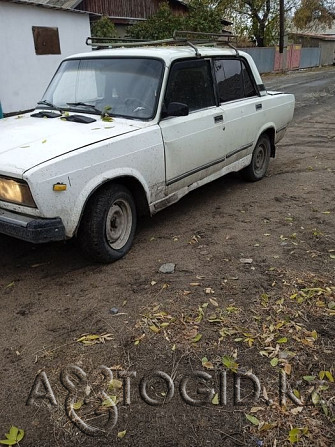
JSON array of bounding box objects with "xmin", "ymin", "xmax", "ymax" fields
[{"xmin": 0, "ymin": 82, "xmax": 335, "ymax": 446}]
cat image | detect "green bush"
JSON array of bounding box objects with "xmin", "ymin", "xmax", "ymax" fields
[
  {"xmin": 91, "ymin": 16, "xmax": 117, "ymax": 40},
  {"xmin": 128, "ymin": 1, "xmax": 223, "ymax": 40}
]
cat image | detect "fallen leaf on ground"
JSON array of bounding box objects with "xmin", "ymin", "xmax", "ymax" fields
[
  {"xmin": 192, "ymin": 333, "xmax": 202, "ymax": 343},
  {"xmin": 245, "ymin": 414, "xmax": 260, "ymax": 425},
  {"xmin": 77, "ymin": 333, "xmax": 113, "ymax": 345},
  {"xmin": 0, "ymin": 426, "xmax": 25, "ymax": 445},
  {"xmin": 201, "ymin": 357, "xmax": 214, "ymax": 369}
]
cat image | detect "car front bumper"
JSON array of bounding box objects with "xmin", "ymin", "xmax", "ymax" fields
[{"xmin": 0, "ymin": 208, "xmax": 66, "ymax": 243}]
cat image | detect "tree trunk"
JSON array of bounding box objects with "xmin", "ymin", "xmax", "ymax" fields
[{"xmin": 252, "ymin": 18, "xmax": 265, "ymax": 47}]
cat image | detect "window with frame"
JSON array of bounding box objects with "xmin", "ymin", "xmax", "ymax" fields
[
  {"xmin": 242, "ymin": 63, "xmax": 258, "ymax": 98},
  {"xmin": 164, "ymin": 59, "xmax": 215, "ymax": 112},
  {"xmin": 214, "ymin": 58, "xmax": 258, "ymax": 103}
]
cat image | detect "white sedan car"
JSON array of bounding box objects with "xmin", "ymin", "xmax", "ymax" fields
[{"xmin": 0, "ymin": 44, "xmax": 295, "ymax": 262}]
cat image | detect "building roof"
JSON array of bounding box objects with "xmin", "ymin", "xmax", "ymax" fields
[
  {"xmin": 17, "ymin": 0, "xmax": 80, "ymax": 7},
  {"xmin": 290, "ymin": 32, "xmax": 335, "ymax": 41},
  {"xmin": 0, "ymin": 0, "xmax": 89, "ymax": 13}
]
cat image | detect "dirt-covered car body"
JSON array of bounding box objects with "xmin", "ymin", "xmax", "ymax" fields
[{"xmin": 0, "ymin": 46, "xmax": 295, "ymax": 262}]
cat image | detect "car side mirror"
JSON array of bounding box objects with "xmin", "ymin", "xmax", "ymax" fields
[{"xmin": 162, "ymin": 102, "xmax": 189, "ymax": 118}]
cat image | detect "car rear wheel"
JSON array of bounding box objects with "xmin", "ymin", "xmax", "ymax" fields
[
  {"xmin": 242, "ymin": 134, "xmax": 271, "ymax": 182},
  {"xmin": 78, "ymin": 184, "xmax": 137, "ymax": 263}
]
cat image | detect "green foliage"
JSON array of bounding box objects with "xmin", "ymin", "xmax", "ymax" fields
[
  {"xmin": 121, "ymin": 0, "xmax": 310, "ymax": 47},
  {"xmin": 91, "ymin": 16, "xmax": 116, "ymax": 39},
  {"xmin": 245, "ymin": 413, "xmax": 260, "ymax": 425},
  {"xmin": 184, "ymin": 0, "xmax": 223, "ymax": 33},
  {"xmin": 293, "ymin": 0, "xmax": 334, "ymax": 30},
  {"xmin": 220, "ymin": 0, "xmax": 281, "ymax": 46},
  {"xmin": 288, "ymin": 427, "xmax": 308, "ymax": 443},
  {"xmin": 128, "ymin": 1, "xmax": 223, "ymax": 40},
  {"xmin": 128, "ymin": 3, "xmax": 183, "ymax": 40},
  {"xmin": 222, "ymin": 355, "xmax": 239, "ymax": 372},
  {"xmin": 0, "ymin": 426, "xmax": 25, "ymax": 445}
]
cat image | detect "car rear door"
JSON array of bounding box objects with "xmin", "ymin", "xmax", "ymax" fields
[{"xmin": 213, "ymin": 57, "xmax": 263, "ymax": 164}]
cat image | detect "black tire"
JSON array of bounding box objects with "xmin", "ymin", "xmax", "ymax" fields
[
  {"xmin": 241, "ymin": 134, "xmax": 271, "ymax": 182},
  {"xmin": 78, "ymin": 184, "xmax": 137, "ymax": 263}
]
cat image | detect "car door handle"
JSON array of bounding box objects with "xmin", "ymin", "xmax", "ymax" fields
[
  {"xmin": 256, "ymin": 103, "xmax": 262, "ymax": 111},
  {"xmin": 214, "ymin": 115, "xmax": 223, "ymax": 123}
]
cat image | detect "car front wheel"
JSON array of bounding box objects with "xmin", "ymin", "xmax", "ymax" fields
[
  {"xmin": 242, "ymin": 134, "xmax": 271, "ymax": 182},
  {"xmin": 78, "ymin": 184, "xmax": 137, "ymax": 263}
]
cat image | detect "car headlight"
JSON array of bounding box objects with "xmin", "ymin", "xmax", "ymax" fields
[{"xmin": 0, "ymin": 177, "xmax": 36, "ymax": 208}]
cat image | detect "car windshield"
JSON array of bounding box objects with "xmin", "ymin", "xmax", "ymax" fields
[{"xmin": 38, "ymin": 57, "xmax": 164, "ymax": 120}]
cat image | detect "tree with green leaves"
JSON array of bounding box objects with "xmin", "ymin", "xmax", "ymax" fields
[
  {"xmin": 127, "ymin": 3, "xmax": 183, "ymax": 40},
  {"xmin": 220, "ymin": 0, "xmax": 299, "ymax": 46},
  {"xmin": 293, "ymin": 0, "xmax": 335, "ymax": 30},
  {"xmin": 184, "ymin": 0, "xmax": 224, "ymax": 33},
  {"xmin": 91, "ymin": 16, "xmax": 117, "ymax": 40},
  {"xmin": 127, "ymin": 0, "xmax": 298, "ymax": 47},
  {"xmin": 218, "ymin": 0, "xmax": 279, "ymax": 46},
  {"xmin": 128, "ymin": 1, "xmax": 224, "ymax": 40}
]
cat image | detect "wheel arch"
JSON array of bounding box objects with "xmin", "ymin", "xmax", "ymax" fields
[
  {"xmin": 74, "ymin": 175, "xmax": 150, "ymax": 237},
  {"xmin": 114, "ymin": 176, "xmax": 150, "ymax": 217},
  {"xmin": 258, "ymin": 126, "xmax": 276, "ymax": 158}
]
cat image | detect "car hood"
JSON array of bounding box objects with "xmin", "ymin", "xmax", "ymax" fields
[{"xmin": 0, "ymin": 112, "xmax": 143, "ymax": 177}]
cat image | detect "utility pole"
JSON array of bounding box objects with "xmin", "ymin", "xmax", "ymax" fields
[{"xmin": 279, "ymin": 0, "xmax": 284, "ymax": 53}]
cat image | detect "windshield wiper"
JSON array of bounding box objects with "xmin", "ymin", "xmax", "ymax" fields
[
  {"xmin": 67, "ymin": 102, "xmax": 101, "ymax": 114},
  {"xmin": 37, "ymin": 99, "xmax": 60, "ymax": 110}
]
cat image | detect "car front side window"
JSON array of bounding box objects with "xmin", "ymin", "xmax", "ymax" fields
[{"xmin": 164, "ymin": 59, "xmax": 215, "ymax": 113}]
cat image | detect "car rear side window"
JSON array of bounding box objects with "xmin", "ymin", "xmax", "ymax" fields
[
  {"xmin": 165, "ymin": 59, "xmax": 215, "ymax": 112},
  {"xmin": 242, "ymin": 62, "xmax": 258, "ymax": 98},
  {"xmin": 214, "ymin": 58, "xmax": 258, "ymax": 103}
]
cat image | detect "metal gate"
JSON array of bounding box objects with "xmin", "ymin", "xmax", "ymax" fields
[{"xmin": 274, "ymin": 45, "xmax": 302, "ymax": 71}]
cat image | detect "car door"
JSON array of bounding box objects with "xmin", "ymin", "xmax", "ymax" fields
[
  {"xmin": 213, "ymin": 57, "xmax": 263, "ymax": 164},
  {"xmin": 159, "ymin": 59, "xmax": 227, "ymax": 192}
]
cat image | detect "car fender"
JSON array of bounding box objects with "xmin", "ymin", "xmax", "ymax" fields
[
  {"xmin": 69, "ymin": 168, "xmax": 152, "ymax": 237},
  {"xmin": 254, "ymin": 122, "xmax": 276, "ymax": 148}
]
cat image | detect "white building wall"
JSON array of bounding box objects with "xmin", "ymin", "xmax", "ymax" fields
[{"xmin": 0, "ymin": 2, "xmax": 91, "ymax": 114}]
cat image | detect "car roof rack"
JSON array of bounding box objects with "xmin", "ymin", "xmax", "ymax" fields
[{"xmin": 86, "ymin": 30, "xmax": 238, "ymax": 57}]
